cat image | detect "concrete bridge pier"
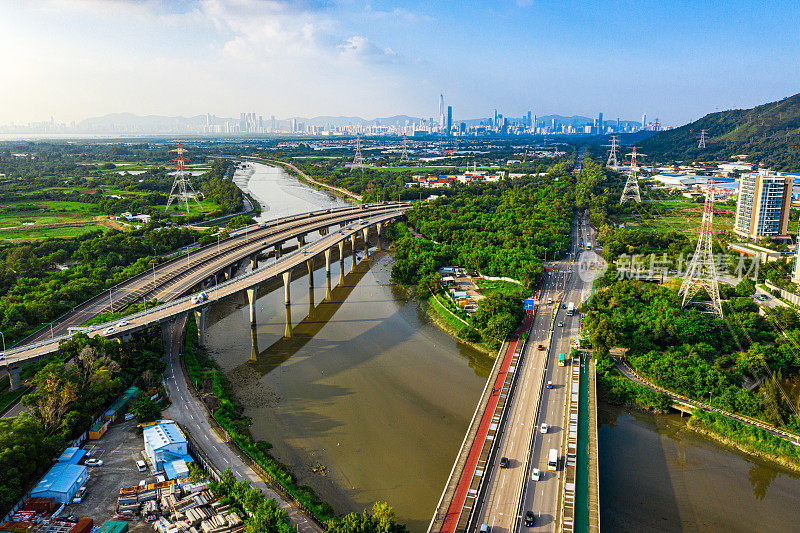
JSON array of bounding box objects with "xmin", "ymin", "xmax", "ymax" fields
[
  {"xmin": 308, "ymin": 287, "xmax": 315, "ymax": 315},
  {"xmin": 306, "ymin": 258, "xmax": 315, "ymax": 287},
  {"xmin": 337, "ymin": 241, "xmax": 345, "ymax": 263},
  {"xmin": 284, "ymin": 304, "xmax": 293, "ymax": 338},
  {"xmin": 275, "ymin": 243, "xmax": 283, "ymax": 259},
  {"xmin": 320, "ymin": 227, "xmax": 328, "ymax": 236},
  {"xmin": 250, "ymin": 324, "xmax": 259, "ymax": 362},
  {"xmin": 250, "ymin": 253, "xmax": 259, "ymax": 271},
  {"xmin": 376, "ymin": 222, "xmax": 383, "ymax": 251},
  {"xmin": 324, "ymin": 248, "xmax": 332, "ymax": 274},
  {"xmin": 246, "ymin": 286, "xmax": 258, "ymax": 325},
  {"xmin": 7, "ymin": 366, "xmax": 21, "ymax": 390},
  {"xmin": 194, "ymin": 307, "xmax": 207, "ymax": 347},
  {"xmin": 298, "ymin": 234, "xmax": 306, "ymax": 247},
  {"xmin": 326, "ymin": 271, "xmax": 333, "ymax": 301},
  {"xmin": 223, "ymin": 265, "xmax": 232, "ymax": 280},
  {"xmin": 283, "ymin": 271, "xmax": 292, "ymax": 305},
  {"xmin": 361, "ymin": 227, "xmax": 370, "ymax": 257}
]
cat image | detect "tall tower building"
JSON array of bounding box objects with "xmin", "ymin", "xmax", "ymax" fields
[
  {"xmin": 446, "ymin": 106, "xmax": 453, "ymax": 136},
  {"xmin": 598, "ymin": 112, "xmax": 604, "ymax": 134},
  {"xmin": 439, "ymin": 94, "xmax": 445, "ymax": 130},
  {"xmin": 734, "ymin": 170, "xmax": 794, "ymax": 240},
  {"xmin": 641, "ymin": 114, "xmax": 647, "ymax": 130}
]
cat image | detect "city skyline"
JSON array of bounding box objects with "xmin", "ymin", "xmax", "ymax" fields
[{"xmin": 2, "ymin": 0, "xmax": 800, "ymax": 126}]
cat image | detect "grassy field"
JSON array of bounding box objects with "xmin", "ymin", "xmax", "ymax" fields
[
  {"xmin": 0, "ymin": 224, "xmax": 107, "ymax": 240},
  {"xmin": 475, "ymin": 278, "xmax": 526, "ymax": 297},
  {"xmin": 615, "ymin": 199, "xmax": 736, "ymax": 234}
]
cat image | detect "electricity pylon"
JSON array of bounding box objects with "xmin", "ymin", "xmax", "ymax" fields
[
  {"xmin": 699, "ymin": 129, "xmax": 707, "ymax": 149},
  {"xmin": 352, "ymin": 136, "xmax": 365, "ymax": 167},
  {"xmin": 399, "ymin": 136, "xmax": 410, "ymax": 162},
  {"xmin": 619, "ymin": 146, "xmax": 643, "ymax": 204},
  {"xmin": 165, "ymin": 143, "xmax": 203, "ymax": 213},
  {"xmin": 606, "ymin": 135, "xmax": 619, "ymax": 170},
  {"xmin": 679, "ymin": 180, "xmax": 723, "ymax": 317}
]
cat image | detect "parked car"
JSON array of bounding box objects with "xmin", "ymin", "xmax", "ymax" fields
[
  {"xmin": 138, "ymin": 480, "xmax": 147, "ymax": 487},
  {"xmin": 85, "ymin": 458, "xmax": 103, "ymax": 466},
  {"xmin": 103, "ymin": 327, "xmax": 115, "ymax": 335},
  {"xmin": 540, "ymin": 423, "xmax": 549, "ymax": 434},
  {"xmin": 500, "ymin": 457, "xmax": 509, "ymax": 468},
  {"xmin": 136, "ymin": 460, "xmax": 147, "ymax": 472},
  {"xmin": 531, "ymin": 468, "xmax": 541, "ymax": 481}
]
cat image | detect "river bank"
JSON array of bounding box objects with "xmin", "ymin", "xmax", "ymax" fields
[
  {"xmin": 205, "ymin": 162, "xmax": 492, "ymax": 530},
  {"xmin": 244, "ymin": 157, "xmax": 363, "ymax": 203}
]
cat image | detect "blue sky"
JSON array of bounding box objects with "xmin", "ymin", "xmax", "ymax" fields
[{"xmin": 2, "ymin": 0, "xmax": 799, "ymax": 126}]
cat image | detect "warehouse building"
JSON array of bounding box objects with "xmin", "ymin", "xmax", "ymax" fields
[{"xmin": 30, "ymin": 463, "xmax": 87, "ymax": 504}]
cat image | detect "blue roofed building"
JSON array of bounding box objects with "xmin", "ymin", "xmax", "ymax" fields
[
  {"xmin": 143, "ymin": 420, "xmax": 189, "ymax": 471},
  {"xmin": 57, "ymin": 446, "xmax": 87, "ymax": 465},
  {"xmin": 31, "ymin": 463, "xmax": 87, "ymax": 503}
]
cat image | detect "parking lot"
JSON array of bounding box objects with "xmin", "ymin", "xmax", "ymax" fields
[{"xmin": 63, "ymin": 418, "xmax": 156, "ymax": 533}]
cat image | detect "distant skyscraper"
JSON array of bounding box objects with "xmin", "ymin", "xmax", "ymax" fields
[
  {"xmin": 641, "ymin": 114, "xmax": 647, "ymax": 130},
  {"xmin": 439, "ymin": 94, "xmax": 445, "ymax": 130},
  {"xmin": 494, "ymin": 109, "xmax": 498, "ymax": 128},
  {"xmin": 446, "ymin": 106, "xmax": 453, "ymax": 136},
  {"xmin": 527, "ymin": 111, "xmax": 532, "ymax": 128},
  {"xmin": 598, "ymin": 112, "xmax": 603, "ymax": 134}
]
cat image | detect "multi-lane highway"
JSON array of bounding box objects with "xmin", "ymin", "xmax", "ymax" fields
[
  {"xmin": 15, "ymin": 203, "xmax": 406, "ymax": 349},
  {"xmin": 472, "ymin": 212, "xmax": 596, "ymax": 532},
  {"xmin": 2, "ymin": 209, "xmax": 409, "ymax": 372}
]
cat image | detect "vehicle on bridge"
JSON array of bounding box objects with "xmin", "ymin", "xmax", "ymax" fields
[
  {"xmin": 191, "ymin": 292, "xmax": 208, "ymax": 304},
  {"xmin": 567, "ymin": 301, "xmax": 575, "ymax": 316},
  {"xmin": 558, "ymin": 353, "xmax": 566, "ymax": 366},
  {"xmin": 524, "ymin": 511, "xmax": 535, "ymax": 527},
  {"xmin": 540, "ymin": 423, "xmax": 549, "ymax": 434},
  {"xmin": 548, "ymin": 448, "xmax": 559, "ymax": 471},
  {"xmin": 531, "ymin": 468, "xmax": 540, "ymax": 481},
  {"xmin": 547, "ymin": 380, "xmax": 553, "ymax": 389},
  {"xmin": 500, "ymin": 457, "xmax": 509, "ymax": 468}
]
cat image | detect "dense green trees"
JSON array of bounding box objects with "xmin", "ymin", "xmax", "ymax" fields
[
  {"xmin": 585, "ymin": 280, "xmax": 800, "ymax": 428},
  {"xmin": 0, "ymin": 226, "xmax": 207, "ymax": 342}
]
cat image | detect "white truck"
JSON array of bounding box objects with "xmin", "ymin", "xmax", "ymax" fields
[
  {"xmin": 191, "ymin": 292, "xmax": 207, "ymax": 304},
  {"xmin": 566, "ymin": 301, "xmax": 575, "ymax": 316},
  {"xmin": 548, "ymin": 448, "xmax": 559, "ymax": 471}
]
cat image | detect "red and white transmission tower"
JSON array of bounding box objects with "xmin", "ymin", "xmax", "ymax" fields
[
  {"xmin": 619, "ymin": 146, "xmax": 644, "ymax": 204},
  {"xmin": 679, "ymin": 180, "xmax": 723, "ymax": 317},
  {"xmin": 166, "ymin": 143, "xmax": 203, "ymax": 213}
]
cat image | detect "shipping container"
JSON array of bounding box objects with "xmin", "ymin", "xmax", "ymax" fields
[
  {"xmin": 68, "ymin": 518, "xmax": 94, "ymax": 533},
  {"xmin": 95, "ymin": 520, "xmax": 129, "ymax": 533},
  {"xmin": 23, "ymin": 497, "xmax": 55, "ymax": 514}
]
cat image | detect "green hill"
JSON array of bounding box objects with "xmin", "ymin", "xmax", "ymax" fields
[{"xmin": 640, "ymin": 93, "xmax": 800, "ymax": 171}]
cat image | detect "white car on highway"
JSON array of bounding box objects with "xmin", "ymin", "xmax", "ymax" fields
[
  {"xmin": 531, "ymin": 468, "xmax": 541, "ymax": 481},
  {"xmin": 116, "ymin": 320, "xmax": 129, "ymax": 327},
  {"xmin": 103, "ymin": 327, "xmax": 115, "ymax": 335},
  {"xmin": 540, "ymin": 423, "xmax": 549, "ymax": 434}
]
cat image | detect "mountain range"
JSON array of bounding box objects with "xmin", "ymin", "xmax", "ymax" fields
[{"xmin": 640, "ymin": 93, "xmax": 800, "ymax": 171}]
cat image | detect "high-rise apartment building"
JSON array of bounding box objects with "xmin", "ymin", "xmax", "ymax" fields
[
  {"xmin": 734, "ymin": 170, "xmax": 794, "ymax": 240},
  {"xmin": 598, "ymin": 112, "xmax": 603, "ymax": 134}
]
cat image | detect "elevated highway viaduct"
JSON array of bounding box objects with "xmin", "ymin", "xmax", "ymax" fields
[{"xmin": 3, "ymin": 204, "xmax": 409, "ymax": 388}]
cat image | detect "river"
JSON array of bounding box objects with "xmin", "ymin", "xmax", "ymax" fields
[
  {"xmin": 206, "ymin": 162, "xmax": 492, "ymax": 530},
  {"xmin": 214, "ymin": 162, "xmax": 800, "ymax": 532},
  {"xmin": 599, "ymin": 400, "xmax": 800, "ymax": 532}
]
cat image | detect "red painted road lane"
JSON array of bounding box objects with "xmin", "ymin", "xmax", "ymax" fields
[{"xmin": 441, "ymin": 312, "xmax": 534, "ymax": 533}]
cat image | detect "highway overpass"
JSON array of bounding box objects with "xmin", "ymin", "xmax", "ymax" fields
[{"xmin": 3, "ymin": 205, "xmax": 409, "ymax": 388}]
